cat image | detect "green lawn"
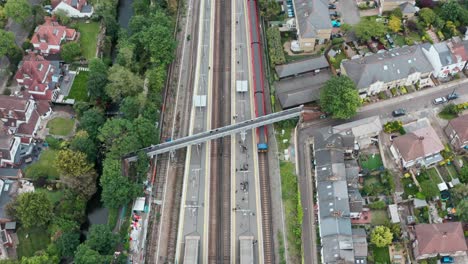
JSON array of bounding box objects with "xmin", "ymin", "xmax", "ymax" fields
[
  {"xmin": 360, "ymin": 154, "xmax": 384, "ymax": 171},
  {"xmin": 17, "ymin": 227, "xmax": 51, "ymax": 258},
  {"xmin": 68, "ymin": 71, "xmax": 89, "ymax": 102},
  {"xmin": 76, "ymin": 22, "xmax": 100, "ymax": 60},
  {"xmin": 372, "ymin": 245, "xmax": 391, "ymax": 264},
  {"xmin": 393, "ymin": 34, "xmax": 406, "ymax": 47},
  {"xmin": 36, "ymin": 188, "xmax": 65, "ymax": 205},
  {"xmin": 426, "ymin": 167, "xmax": 442, "ymax": 184},
  {"xmin": 446, "ymin": 164, "xmax": 458, "ymax": 179},
  {"xmin": 371, "ymin": 210, "xmax": 388, "ymax": 226},
  {"xmin": 401, "ymin": 177, "xmax": 418, "ymax": 197},
  {"xmin": 47, "ymin": 117, "xmax": 75, "ymax": 136},
  {"xmin": 25, "ymin": 149, "xmax": 59, "ymax": 180}
]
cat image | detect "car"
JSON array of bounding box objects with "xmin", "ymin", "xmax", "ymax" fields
[
  {"xmin": 386, "ymin": 34, "xmax": 395, "ymax": 48},
  {"xmin": 332, "ymin": 20, "xmax": 341, "ymax": 27},
  {"xmin": 328, "ymin": 4, "xmax": 336, "ymax": 9},
  {"xmin": 392, "ymin": 109, "xmax": 406, "ymax": 117},
  {"xmin": 433, "ymin": 97, "xmax": 448, "ymax": 105},
  {"xmin": 447, "ymin": 93, "xmax": 459, "ymax": 100},
  {"xmin": 441, "ymin": 256, "xmax": 454, "ymax": 263},
  {"xmin": 329, "ymin": 11, "xmax": 339, "ymax": 17}
]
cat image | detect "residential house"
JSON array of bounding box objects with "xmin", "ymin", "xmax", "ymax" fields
[
  {"xmin": 445, "ymin": 114, "xmax": 468, "ymax": 150},
  {"xmin": 0, "ymin": 132, "xmax": 20, "ymax": 168},
  {"xmin": 275, "ymin": 56, "xmax": 332, "ymax": 108},
  {"xmin": 390, "ymin": 121, "xmax": 444, "ymax": 168},
  {"xmin": 421, "ymin": 37, "xmax": 468, "ymax": 79},
  {"xmin": 0, "ymin": 95, "xmax": 51, "ymax": 148},
  {"xmin": 15, "ymin": 52, "xmax": 60, "ymax": 101},
  {"xmin": 52, "ymin": 0, "xmax": 93, "ymax": 18},
  {"xmin": 341, "ymin": 45, "xmax": 434, "ymax": 98},
  {"xmin": 31, "ymin": 18, "xmax": 77, "ymax": 55},
  {"xmin": 333, "ymin": 116, "xmax": 382, "ymax": 149},
  {"xmin": 314, "ymin": 128, "xmax": 367, "ymax": 263},
  {"xmin": 413, "ymin": 222, "xmax": 467, "ymax": 260},
  {"xmin": 292, "ymin": 0, "xmax": 332, "ymax": 52},
  {"xmin": 380, "ymin": 0, "xmax": 416, "ymax": 18},
  {"xmin": 352, "ymin": 228, "xmax": 368, "ymax": 264}
]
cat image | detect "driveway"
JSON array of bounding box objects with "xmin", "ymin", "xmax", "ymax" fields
[{"xmin": 336, "ymin": 0, "xmax": 360, "ymax": 25}]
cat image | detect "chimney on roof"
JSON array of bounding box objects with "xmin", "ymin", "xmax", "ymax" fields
[
  {"xmin": 418, "ymin": 136, "xmax": 424, "ymax": 141},
  {"xmin": 442, "ymin": 231, "xmax": 447, "ymax": 237}
]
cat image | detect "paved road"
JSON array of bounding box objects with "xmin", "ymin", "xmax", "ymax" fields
[{"xmin": 297, "ymin": 79, "xmax": 468, "ymax": 264}]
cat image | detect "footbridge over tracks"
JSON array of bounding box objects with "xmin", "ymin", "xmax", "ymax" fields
[{"xmin": 124, "ymin": 105, "xmax": 303, "ymax": 161}]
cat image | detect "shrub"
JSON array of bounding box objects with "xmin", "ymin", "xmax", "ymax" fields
[
  {"xmin": 369, "ymin": 200, "xmax": 386, "ymax": 209},
  {"xmin": 377, "ymin": 91, "xmax": 387, "ymax": 100},
  {"xmin": 267, "ymin": 27, "xmax": 286, "ymax": 66},
  {"xmin": 2, "ymin": 88, "xmax": 11, "ymax": 95},
  {"xmin": 390, "ymin": 87, "xmax": 398, "ymax": 96},
  {"xmin": 383, "ymin": 121, "xmax": 403, "ymax": 133},
  {"xmin": 415, "ymin": 192, "xmax": 426, "ymax": 200},
  {"xmin": 405, "ymin": 38, "xmax": 415, "ymax": 45},
  {"xmin": 332, "ymin": 37, "xmax": 344, "ymax": 45},
  {"xmin": 441, "ymin": 103, "xmax": 460, "ymax": 117},
  {"xmin": 400, "ymin": 86, "xmax": 407, "ymax": 94}
]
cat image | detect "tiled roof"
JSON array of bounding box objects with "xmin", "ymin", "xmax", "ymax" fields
[
  {"xmin": 293, "ymin": 0, "xmax": 332, "ymax": 38},
  {"xmin": 0, "ymin": 96, "xmax": 29, "ymax": 121},
  {"xmin": 17, "ymin": 110, "xmax": 39, "ymax": 136},
  {"xmin": 63, "ymin": 0, "xmax": 88, "ymax": 11},
  {"xmin": 31, "ymin": 18, "xmax": 76, "ymax": 47},
  {"xmin": 414, "ymin": 222, "xmax": 467, "ymax": 257},
  {"xmin": 392, "ymin": 125, "xmax": 444, "ymax": 162},
  {"xmin": 342, "ymin": 45, "xmax": 434, "ymax": 89},
  {"xmin": 448, "ymin": 114, "xmax": 468, "ymax": 143},
  {"xmin": 15, "ymin": 53, "xmax": 54, "ymax": 93},
  {"xmin": 36, "ymin": 100, "xmax": 51, "ymax": 116},
  {"xmin": 275, "ymin": 55, "xmax": 329, "ymax": 78}
]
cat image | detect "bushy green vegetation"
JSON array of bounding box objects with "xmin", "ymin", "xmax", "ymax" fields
[
  {"xmin": 25, "ymin": 149, "xmax": 60, "ymax": 180},
  {"xmin": 383, "ymin": 120, "xmax": 405, "ymax": 134},
  {"xmin": 17, "ymin": 227, "xmax": 51, "ymax": 258},
  {"xmin": 360, "ymin": 154, "xmax": 383, "ymax": 171},
  {"xmin": 279, "ymin": 161, "xmax": 302, "ymax": 263},
  {"xmin": 266, "ymin": 27, "xmax": 286, "ymax": 66},
  {"xmin": 320, "ymin": 76, "xmax": 361, "ymax": 119}
]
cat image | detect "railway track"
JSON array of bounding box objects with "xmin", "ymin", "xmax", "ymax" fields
[
  {"xmin": 208, "ymin": 0, "xmax": 232, "ymax": 262},
  {"xmin": 258, "ymin": 153, "xmax": 274, "ymax": 263}
]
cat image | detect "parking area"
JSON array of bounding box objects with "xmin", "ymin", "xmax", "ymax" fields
[{"xmin": 334, "ymin": 0, "xmax": 360, "ymax": 25}]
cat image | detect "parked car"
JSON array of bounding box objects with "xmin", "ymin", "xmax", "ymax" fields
[
  {"xmin": 331, "ymin": 33, "xmax": 343, "ymax": 39},
  {"xmin": 433, "ymin": 97, "xmax": 448, "ymax": 105},
  {"xmin": 447, "ymin": 93, "xmax": 459, "ymax": 100},
  {"xmin": 332, "ymin": 20, "xmax": 341, "ymax": 28},
  {"xmin": 329, "ymin": 11, "xmax": 340, "ymax": 17},
  {"xmin": 328, "ymin": 4, "xmax": 336, "ymax": 9},
  {"xmin": 392, "ymin": 109, "xmax": 406, "ymax": 117},
  {"xmin": 385, "ymin": 34, "xmax": 395, "ymax": 48},
  {"xmin": 441, "ymin": 256, "xmax": 454, "ymax": 263}
]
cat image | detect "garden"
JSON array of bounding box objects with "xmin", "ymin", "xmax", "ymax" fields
[
  {"xmin": 25, "ymin": 149, "xmax": 59, "ymax": 180},
  {"xmin": 362, "ymin": 170, "xmax": 395, "ymax": 196},
  {"xmin": 359, "ymin": 153, "xmax": 384, "ymax": 171},
  {"xmin": 17, "ymin": 227, "xmax": 51, "ymax": 258},
  {"xmin": 67, "ymin": 71, "xmax": 89, "ymax": 102},
  {"xmin": 76, "ymin": 22, "xmax": 100, "ymax": 60},
  {"xmin": 47, "ymin": 117, "xmax": 75, "ymax": 136}
]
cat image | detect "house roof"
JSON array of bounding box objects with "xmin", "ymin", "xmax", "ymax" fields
[
  {"xmin": 342, "ymin": 45, "xmax": 433, "ymax": 89},
  {"xmin": 0, "ymin": 169, "xmax": 21, "ymax": 178},
  {"xmin": 352, "ymin": 228, "xmax": 368, "ymax": 259},
  {"xmin": 293, "ymin": 0, "xmax": 332, "ymax": 39},
  {"xmin": 17, "ymin": 110, "xmax": 39, "ymax": 136},
  {"xmin": 434, "ymin": 42, "xmax": 455, "ymax": 66},
  {"xmin": 36, "ymin": 100, "xmax": 51, "ymax": 116},
  {"xmin": 447, "ymin": 37, "xmax": 468, "ymax": 62},
  {"xmin": 392, "ymin": 125, "xmax": 444, "ymax": 162},
  {"xmin": 15, "ymin": 53, "xmax": 54, "ymax": 93},
  {"xmin": 62, "ymin": 0, "xmax": 88, "ymax": 11},
  {"xmin": 275, "ymin": 55, "xmax": 329, "ymax": 78},
  {"xmin": 448, "ymin": 114, "xmax": 468, "ymax": 143},
  {"xmin": 414, "ymin": 222, "xmax": 467, "ymax": 256},
  {"xmin": 276, "ymin": 70, "xmax": 331, "ymax": 109},
  {"xmin": 333, "ymin": 116, "xmax": 382, "ymax": 138},
  {"xmin": 31, "ymin": 18, "xmax": 76, "ymax": 47},
  {"xmin": 399, "ymin": 2, "xmax": 416, "ymax": 14},
  {"xmin": 0, "ymin": 96, "xmax": 29, "ymax": 121}
]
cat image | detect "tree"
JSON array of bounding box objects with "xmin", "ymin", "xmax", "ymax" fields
[
  {"xmin": 74, "ymin": 244, "xmax": 106, "ymax": 264},
  {"xmin": 4, "ymin": 0, "xmax": 31, "ymax": 24},
  {"xmin": 440, "ymin": 1, "xmax": 462, "ymax": 21},
  {"xmin": 391, "ymin": 7, "xmax": 403, "ymax": 18},
  {"xmin": 455, "ymin": 199, "xmax": 468, "ymax": 222},
  {"xmin": 419, "ymin": 0, "xmax": 434, "ymax": 8},
  {"xmin": 354, "ymin": 18, "xmax": 386, "ymax": 41},
  {"xmin": 132, "ymin": 117, "xmax": 158, "ymax": 147},
  {"xmin": 370, "ymin": 226, "xmax": 393, "ymax": 247},
  {"xmin": 61, "ymin": 42, "xmax": 81, "ymax": 63},
  {"xmin": 73, "ymin": 101, "xmax": 91, "ymax": 119},
  {"xmin": 87, "ymin": 58, "xmax": 108, "ymax": 101},
  {"xmin": 451, "ymin": 183, "xmax": 468, "ymax": 204},
  {"xmin": 419, "ymin": 8, "xmax": 436, "ymax": 27},
  {"xmin": 146, "ymin": 64, "xmax": 167, "ymax": 96},
  {"xmin": 15, "ymin": 192, "xmax": 52, "ymax": 229},
  {"xmin": 98, "ymin": 118, "xmax": 141, "ymax": 158},
  {"xmin": 70, "ymin": 130, "xmax": 98, "ymax": 162},
  {"xmin": 56, "ymin": 190, "xmax": 87, "ymax": 222},
  {"xmin": 120, "ymin": 96, "xmax": 141, "ymax": 120},
  {"xmin": 420, "ymin": 180, "xmax": 439, "ymax": 198},
  {"xmin": 56, "ymin": 231, "xmax": 80, "ymax": 258},
  {"xmin": 79, "ymin": 108, "xmax": 106, "ymax": 141},
  {"xmin": 459, "ymin": 166, "xmax": 468, "ymax": 183},
  {"xmin": 105, "ymin": 65, "xmax": 143, "ymax": 101},
  {"xmin": 319, "ymin": 76, "xmax": 361, "ymax": 119},
  {"xmin": 86, "ymin": 224, "xmax": 118, "ymax": 255},
  {"xmin": 54, "ymin": 9, "xmax": 71, "ymax": 25},
  {"xmin": 20, "ymin": 254, "xmax": 59, "ymax": 264},
  {"xmin": 55, "ymin": 149, "xmax": 97, "ymax": 198},
  {"xmin": 388, "ymin": 15, "xmax": 402, "ymax": 33},
  {"xmin": 0, "ymin": 29, "xmax": 16, "ymax": 58},
  {"xmin": 258, "ymin": 0, "xmax": 281, "ymax": 20},
  {"xmin": 100, "ymin": 158, "xmax": 140, "ymax": 209}
]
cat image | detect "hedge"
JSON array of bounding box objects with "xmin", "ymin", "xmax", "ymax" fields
[{"xmin": 266, "ymin": 27, "xmax": 286, "ymax": 66}]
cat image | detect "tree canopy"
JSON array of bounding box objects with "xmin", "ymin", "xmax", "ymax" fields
[
  {"xmin": 459, "ymin": 166, "xmax": 468, "ymax": 184},
  {"xmin": 74, "ymin": 244, "xmax": 106, "ymax": 264},
  {"xmin": 56, "ymin": 231, "xmax": 81, "ymax": 258},
  {"xmin": 455, "ymin": 199, "xmax": 468, "ymax": 222},
  {"xmin": 85, "ymin": 224, "xmax": 118, "ymax": 255},
  {"xmin": 354, "ymin": 18, "xmax": 386, "ymax": 41},
  {"xmin": 4, "ymin": 0, "xmax": 32, "ymax": 24},
  {"xmin": 105, "ymin": 65, "xmax": 143, "ymax": 102},
  {"xmin": 419, "ymin": 8, "xmax": 436, "ymax": 27},
  {"xmin": 69, "ymin": 130, "xmax": 98, "ymax": 163},
  {"xmin": 388, "ymin": 16, "xmax": 401, "ymax": 33},
  {"xmin": 14, "ymin": 192, "xmax": 52, "ymax": 229},
  {"xmin": 55, "ymin": 149, "xmax": 97, "ymax": 198},
  {"xmin": 100, "ymin": 158, "xmax": 140, "ymax": 208},
  {"xmin": 0, "ymin": 29, "xmax": 16, "ymax": 58},
  {"xmin": 319, "ymin": 76, "xmax": 361, "ymax": 119},
  {"xmin": 61, "ymin": 42, "xmax": 82, "ymax": 63},
  {"xmin": 78, "ymin": 108, "xmax": 106, "ymax": 141},
  {"xmin": 370, "ymin": 226, "xmax": 393, "ymax": 248},
  {"xmin": 87, "ymin": 58, "xmax": 108, "ymax": 102}
]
